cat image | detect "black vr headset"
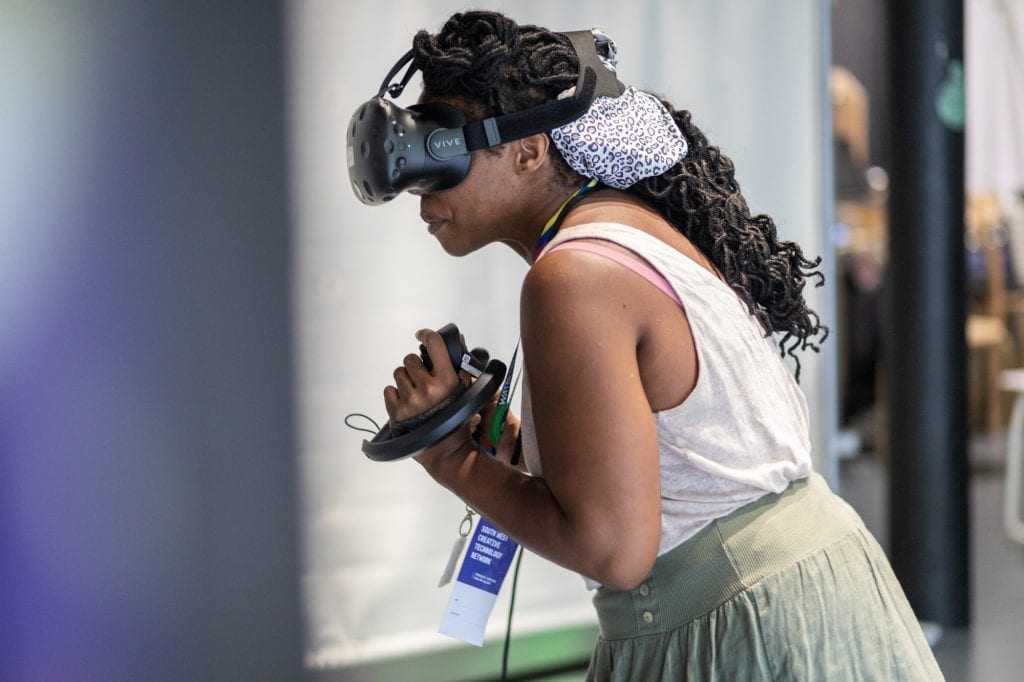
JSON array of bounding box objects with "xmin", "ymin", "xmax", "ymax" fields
[{"xmin": 347, "ymin": 30, "xmax": 626, "ymax": 205}]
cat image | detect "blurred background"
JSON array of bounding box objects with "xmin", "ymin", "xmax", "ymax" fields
[{"xmin": 1, "ymin": 1, "xmax": 1021, "ymax": 680}]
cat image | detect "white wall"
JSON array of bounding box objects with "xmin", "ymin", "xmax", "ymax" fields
[
  {"xmin": 966, "ymin": 0, "xmax": 1024, "ymax": 197},
  {"xmin": 286, "ymin": 0, "xmax": 832, "ymax": 667}
]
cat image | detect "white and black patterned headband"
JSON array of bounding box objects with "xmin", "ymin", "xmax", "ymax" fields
[{"xmin": 550, "ymin": 31, "xmax": 688, "ymax": 189}]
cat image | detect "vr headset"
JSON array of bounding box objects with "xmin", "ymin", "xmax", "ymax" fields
[{"xmin": 347, "ymin": 30, "xmax": 626, "ymax": 206}]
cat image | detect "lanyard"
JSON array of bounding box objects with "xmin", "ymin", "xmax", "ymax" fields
[
  {"xmin": 483, "ymin": 343, "xmax": 519, "ymax": 453},
  {"xmin": 531, "ymin": 178, "xmax": 601, "ymax": 260}
]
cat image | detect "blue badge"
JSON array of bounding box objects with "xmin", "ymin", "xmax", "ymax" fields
[{"xmin": 438, "ymin": 517, "xmax": 519, "ymax": 645}]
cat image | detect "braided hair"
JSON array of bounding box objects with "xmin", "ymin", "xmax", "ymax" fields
[{"xmin": 412, "ymin": 11, "xmax": 828, "ymax": 373}]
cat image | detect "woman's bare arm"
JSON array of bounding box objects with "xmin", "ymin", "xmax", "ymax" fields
[{"xmin": 405, "ymin": 251, "xmax": 664, "ymax": 589}]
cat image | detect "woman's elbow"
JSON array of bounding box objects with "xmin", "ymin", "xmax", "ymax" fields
[{"xmin": 586, "ymin": 547, "xmax": 657, "ymax": 591}]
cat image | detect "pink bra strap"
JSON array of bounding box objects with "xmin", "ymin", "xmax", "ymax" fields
[{"xmin": 545, "ymin": 240, "xmax": 682, "ymax": 306}]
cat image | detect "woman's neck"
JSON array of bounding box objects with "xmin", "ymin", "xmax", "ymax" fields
[{"xmin": 499, "ymin": 182, "xmax": 586, "ymax": 264}]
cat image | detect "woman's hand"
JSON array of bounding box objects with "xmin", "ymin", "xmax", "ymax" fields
[
  {"xmin": 382, "ymin": 328, "xmax": 481, "ymax": 464},
  {"xmin": 382, "ymin": 328, "xmax": 461, "ymax": 424},
  {"xmin": 475, "ymin": 391, "xmax": 524, "ymax": 470},
  {"xmin": 493, "ymin": 412, "xmax": 522, "ymax": 468}
]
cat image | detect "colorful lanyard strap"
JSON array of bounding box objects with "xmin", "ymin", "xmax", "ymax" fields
[
  {"xmin": 481, "ymin": 342, "xmax": 519, "ymax": 455},
  {"xmin": 531, "ymin": 178, "xmax": 601, "ymax": 261}
]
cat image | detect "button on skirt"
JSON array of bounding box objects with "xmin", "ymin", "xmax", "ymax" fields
[{"xmin": 587, "ymin": 473, "xmax": 944, "ymax": 681}]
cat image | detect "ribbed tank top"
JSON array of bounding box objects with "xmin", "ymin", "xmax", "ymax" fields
[{"xmin": 519, "ymin": 223, "xmax": 812, "ymax": 580}]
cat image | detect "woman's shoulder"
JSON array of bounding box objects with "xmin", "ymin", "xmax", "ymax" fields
[
  {"xmin": 540, "ymin": 218, "xmax": 726, "ymax": 291},
  {"xmin": 521, "ymin": 231, "xmax": 654, "ymax": 330},
  {"xmin": 520, "ymin": 222, "xmax": 683, "ymax": 337},
  {"xmin": 522, "ymin": 238, "xmax": 618, "ymax": 306}
]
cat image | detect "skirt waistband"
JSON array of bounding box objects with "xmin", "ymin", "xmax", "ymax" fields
[{"xmin": 592, "ymin": 473, "xmax": 862, "ymax": 641}]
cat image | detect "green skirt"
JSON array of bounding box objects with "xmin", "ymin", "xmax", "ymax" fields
[{"xmin": 587, "ymin": 473, "xmax": 944, "ymax": 681}]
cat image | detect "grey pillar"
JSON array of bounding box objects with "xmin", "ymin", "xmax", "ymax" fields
[{"xmin": 0, "ymin": 1, "xmax": 304, "ymax": 679}]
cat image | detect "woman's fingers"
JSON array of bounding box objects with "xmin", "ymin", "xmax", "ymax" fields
[
  {"xmin": 402, "ymin": 352, "xmax": 431, "ymax": 384},
  {"xmin": 393, "ymin": 363, "xmax": 415, "ymax": 393},
  {"xmin": 493, "ymin": 412, "xmax": 521, "ymax": 466},
  {"xmin": 383, "ymin": 385, "xmax": 400, "ymax": 421},
  {"xmin": 416, "ymin": 328, "xmax": 458, "ymax": 383},
  {"xmin": 385, "ymin": 329, "xmax": 464, "ymax": 424}
]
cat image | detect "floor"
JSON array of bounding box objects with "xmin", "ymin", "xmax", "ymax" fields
[{"xmin": 838, "ymin": 434, "xmax": 1024, "ymax": 682}]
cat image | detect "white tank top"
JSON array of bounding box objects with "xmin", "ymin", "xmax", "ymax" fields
[{"xmin": 519, "ymin": 223, "xmax": 812, "ymax": 575}]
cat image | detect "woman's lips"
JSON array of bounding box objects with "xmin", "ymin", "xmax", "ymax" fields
[{"xmin": 421, "ymin": 215, "xmax": 447, "ymax": 234}]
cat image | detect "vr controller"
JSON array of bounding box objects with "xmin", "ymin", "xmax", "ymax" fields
[{"xmin": 362, "ymin": 324, "xmax": 507, "ymax": 461}]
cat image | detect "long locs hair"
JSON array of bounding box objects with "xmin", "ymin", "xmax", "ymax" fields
[{"xmin": 412, "ymin": 11, "xmax": 829, "ymax": 376}]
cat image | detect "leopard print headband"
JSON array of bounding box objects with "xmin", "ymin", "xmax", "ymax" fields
[{"xmin": 550, "ymin": 86, "xmax": 688, "ymax": 189}]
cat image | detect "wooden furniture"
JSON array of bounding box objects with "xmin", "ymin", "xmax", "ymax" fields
[{"xmin": 966, "ymin": 192, "xmax": 1014, "ymax": 434}]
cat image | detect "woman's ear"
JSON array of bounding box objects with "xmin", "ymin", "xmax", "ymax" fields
[{"xmin": 512, "ymin": 133, "xmax": 552, "ymax": 174}]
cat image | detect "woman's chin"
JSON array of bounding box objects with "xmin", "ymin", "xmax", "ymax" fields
[{"xmin": 434, "ymin": 235, "xmax": 479, "ymax": 258}]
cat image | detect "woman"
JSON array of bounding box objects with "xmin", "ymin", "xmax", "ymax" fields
[{"xmin": 379, "ymin": 11, "xmax": 942, "ymax": 680}]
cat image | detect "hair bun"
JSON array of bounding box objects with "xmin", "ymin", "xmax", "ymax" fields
[{"xmin": 412, "ymin": 11, "xmax": 522, "ymax": 95}]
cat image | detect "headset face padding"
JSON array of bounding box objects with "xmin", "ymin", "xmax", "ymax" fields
[{"xmin": 347, "ymin": 99, "xmax": 471, "ymax": 205}]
